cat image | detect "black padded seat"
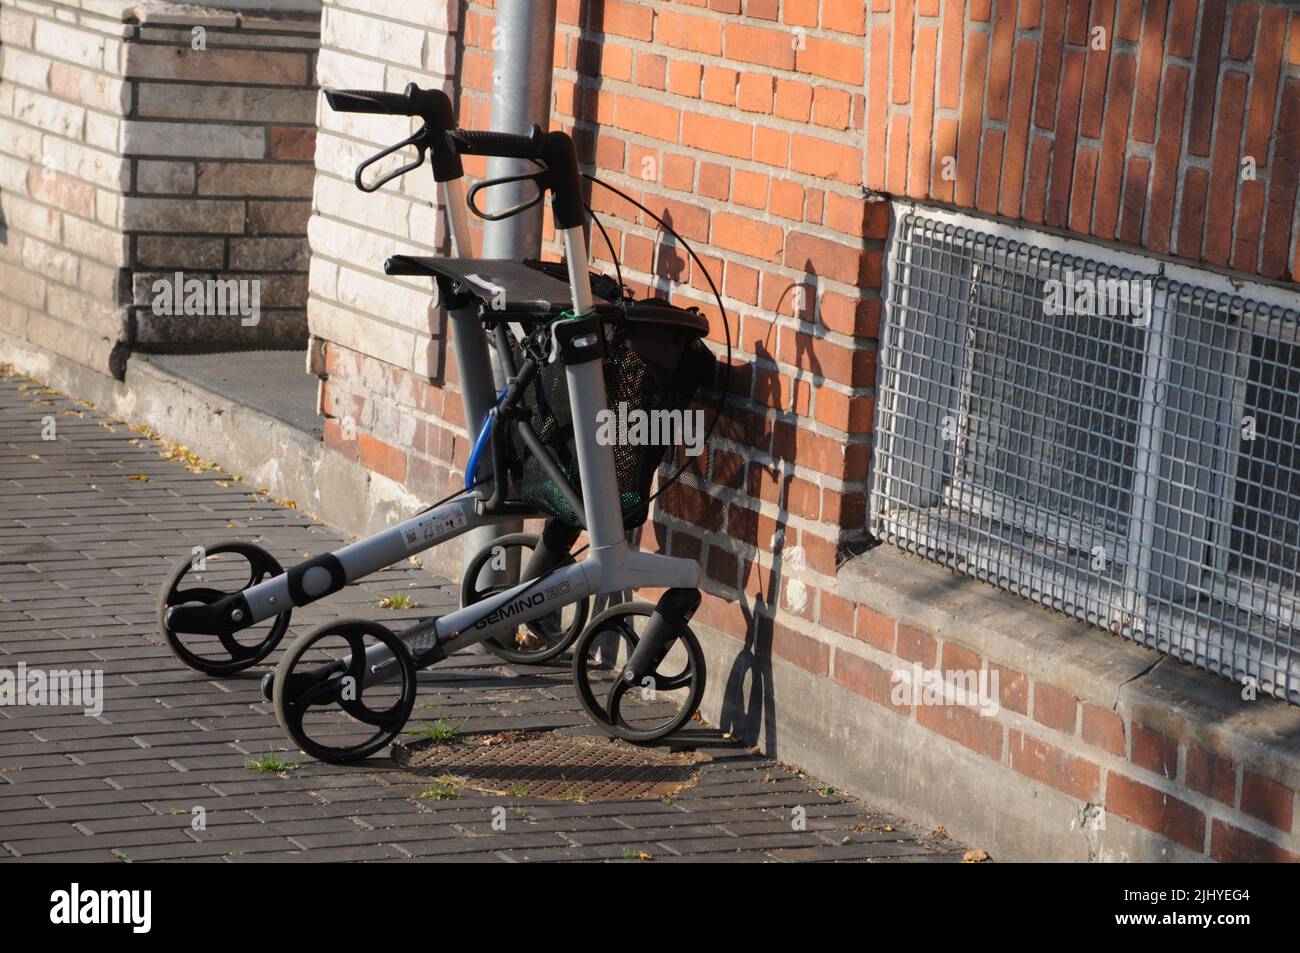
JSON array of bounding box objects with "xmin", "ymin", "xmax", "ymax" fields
[
  {"xmin": 385, "ymin": 255, "xmax": 710, "ymax": 336},
  {"xmin": 384, "ymin": 256, "xmax": 618, "ymax": 316}
]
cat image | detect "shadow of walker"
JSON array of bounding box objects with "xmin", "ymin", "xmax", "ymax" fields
[{"xmin": 718, "ymin": 260, "xmax": 823, "ymax": 761}]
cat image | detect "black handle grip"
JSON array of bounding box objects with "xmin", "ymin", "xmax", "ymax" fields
[
  {"xmin": 450, "ymin": 127, "xmax": 584, "ymax": 231},
  {"xmin": 448, "ymin": 126, "xmax": 547, "ymax": 160},
  {"xmin": 325, "ymin": 88, "xmax": 415, "ymax": 115},
  {"xmin": 325, "ymin": 83, "xmax": 463, "ymax": 182}
]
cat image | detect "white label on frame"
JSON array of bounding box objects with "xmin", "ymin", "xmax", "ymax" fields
[{"xmin": 403, "ymin": 508, "xmax": 468, "ymax": 551}]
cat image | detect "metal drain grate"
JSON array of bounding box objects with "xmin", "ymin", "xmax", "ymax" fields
[{"xmin": 393, "ymin": 731, "xmax": 705, "ymax": 801}]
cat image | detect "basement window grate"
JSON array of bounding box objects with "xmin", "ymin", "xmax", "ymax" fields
[{"xmin": 873, "ymin": 212, "xmax": 1300, "ymax": 704}]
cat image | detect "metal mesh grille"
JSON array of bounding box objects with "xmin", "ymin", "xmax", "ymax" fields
[{"xmin": 873, "ymin": 213, "xmax": 1300, "ymax": 704}]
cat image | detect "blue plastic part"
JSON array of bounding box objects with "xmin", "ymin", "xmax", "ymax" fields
[{"xmin": 465, "ymin": 387, "xmax": 508, "ymax": 491}]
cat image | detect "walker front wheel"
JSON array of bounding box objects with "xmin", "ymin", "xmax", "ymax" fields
[
  {"xmin": 157, "ymin": 541, "xmax": 291, "ymax": 676},
  {"xmin": 272, "ymin": 619, "xmax": 417, "ymax": 763},
  {"xmin": 572, "ymin": 602, "xmax": 706, "ymax": 743}
]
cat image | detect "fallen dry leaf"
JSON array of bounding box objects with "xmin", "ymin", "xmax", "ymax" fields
[{"xmin": 962, "ymin": 849, "xmax": 990, "ymax": 863}]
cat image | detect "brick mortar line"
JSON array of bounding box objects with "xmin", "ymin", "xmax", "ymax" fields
[
  {"xmin": 123, "ymin": 118, "xmax": 319, "ymax": 130},
  {"xmin": 587, "ymin": 256, "xmax": 880, "ymax": 355},
  {"xmin": 10, "ymin": 3, "xmax": 133, "ymax": 38},
  {"xmin": 677, "ymin": 470, "xmax": 870, "ymax": 532},
  {"xmin": 308, "ymin": 253, "xmax": 441, "ymax": 300},
  {"xmin": 3, "ymin": 75, "xmax": 126, "ymax": 122},
  {"xmin": 0, "ymin": 304, "xmax": 126, "ymax": 348},
  {"xmin": 306, "ymin": 294, "xmax": 443, "ymax": 374},
  {"xmin": 315, "ymin": 51, "xmax": 453, "ymax": 95},
  {"xmin": 7, "ymin": 45, "xmax": 127, "ymax": 87},
  {"xmin": 309, "ymin": 246, "xmax": 441, "ymax": 285},
  {"xmin": 0, "ymin": 271, "xmax": 130, "ymax": 315},
  {"xmin": 688, "ymin": 532, "xmax": 844, "ymax": 593},
  {"xmin": 315, "ymin": 126, "xmax": 440, "ymax": 157},
  {"xmin": 1273, "ymin": 69, "xmax": 1300, "ymax": 276},
  {"xmin": 558, "ymin": 85, "xmax": 867, "ymax": 163},
  {"xmin": 124, "ymin": 190, "xmax": 311, "ymax": 201},
  {"xmin": 132, "ymin": 31, "xmax": 319, "ymax": 44},
  {"xmin": 121, "ymin": 42, "xmax": 319, "ymax": 57},
  {"xmin": 0, "ymin": 131, "xmax": 124, "ymax": 183},
  {"xmin": 313, "ymin": 260, "xmax": 431, "ymax": 315},
  {"xmin": 574, "ymin": 125, "xmax": 878, "ymax": 213},
  {"xmin": 554, "ymin": 41, "xmax": 871, "ymax": 101},
  {"xmin": 315, "ymin": 37, "xmax": 455, "ymax": 76},
  {"xmin": 570, "ymin": 219, "xmax": 884, "ymax": 313},
  {"xmin": 552, "ymin": 9, "xmax": 873, "ymax": 48},
  {"xmin": 667, "ymin": 471, "xmax": 866, "ymax": 543},
  {"xmin": 688, "ymin": 419, "xmax": 874, "ymax": 490},
  {"xmin": 311, "ymin": 166, "xmax": 443, "ymax": 214},
  {"xmin": 1166, "ymin": 0, "xmax": 1211, "ymax": 257},
  {"xmin": 320, "ymin": 4, "xmax": 458, "ymax": 39},
  {"xmin": 581, "ymin": 241, "xmax": 883, "ymax": 325},
  {"xmin": 20, "ymin": 0, "xmax": 315, "ymax": 34},
  {"xmin": 126, "ymin": 76, "xmax": 319, "ymax": 93}
]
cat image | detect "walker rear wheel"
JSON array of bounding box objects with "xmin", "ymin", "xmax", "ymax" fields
[{"xmin": 461, "ymin": 533, "xmax": 588, "ymax": 663}]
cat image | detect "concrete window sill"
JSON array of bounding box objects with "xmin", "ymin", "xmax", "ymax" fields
[{"xmin": 835, "ymin": 544, "xmax": 1300, "ymax": 791}]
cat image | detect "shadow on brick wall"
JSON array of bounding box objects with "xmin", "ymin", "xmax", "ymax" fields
[{"xmin": 716, "ymin": 261, "xmax": 825, "ymax": 757}]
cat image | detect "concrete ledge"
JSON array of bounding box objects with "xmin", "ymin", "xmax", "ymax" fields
[
  {"xmin": 694, "ymin": 627, "xmax": 1208, "ymax": 862},
  {"xmin": 692, "ymin": 542, "xmax": 1294, "ymax": 860},
  {"xmin": 838, "ymin": 545, "xmax": 1162, "ymax": 706},
  {"xmin": 837, "ymin": 545, "xmax": 1300, "ymax": 791}
]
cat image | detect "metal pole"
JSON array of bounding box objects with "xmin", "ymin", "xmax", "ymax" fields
[
  {"xmin": 460, "ymin": 0, "xmax": 557, "ymax": 595},
  {"xmin": 483, "ymin": 0, "xmax": 557, "ymax": 261}
]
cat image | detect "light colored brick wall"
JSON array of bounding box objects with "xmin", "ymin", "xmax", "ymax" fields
[
  {"xmin": 1, "ymin": 0, "xmax": 133, "ymax": 374},
  {"xmin": 308, "ymin": 0, "xmax": 463, "ymax": 504},
  {"xmin": 0, "ymin": 0, "xmax": 319, "ymax": 376},
  {"xmin": 123, "ymin": 3, "xmax": 319, "ymax": 348}
]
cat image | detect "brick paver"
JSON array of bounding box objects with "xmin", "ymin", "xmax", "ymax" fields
[{"xmin": 0, "ymin": 368, "xmax": 964, "ymax": 863}]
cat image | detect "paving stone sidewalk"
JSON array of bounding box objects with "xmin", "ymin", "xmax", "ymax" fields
[{"xmin": 0, "ymin": 367, "xmax": 966, "ymax": 863}]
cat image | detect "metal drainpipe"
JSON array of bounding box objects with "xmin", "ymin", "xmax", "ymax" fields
[
  {"xmin": 461, "ymin": 0, "xmax": 558, "ymax": 592},
  {"xmin": 482, "ymin": 0, "xmax": 558, "ymax": 261}
]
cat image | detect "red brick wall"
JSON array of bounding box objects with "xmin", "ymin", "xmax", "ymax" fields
[
  {"xmin": 872, "ymin": 0, "xmax": 1300, "ymax": 278},
  {"xmin": 316, "ymin": 0, "xmax": 1300, "ymax": 858}
]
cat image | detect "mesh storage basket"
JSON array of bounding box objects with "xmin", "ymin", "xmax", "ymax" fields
[{"xmin": 503, "ymin": 305, "xmax": 714, "ymax": 530}]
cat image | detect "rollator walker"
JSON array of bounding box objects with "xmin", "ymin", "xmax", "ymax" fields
[{"xmin": 156, "ymin": 83, "xmax": 720, "ymax": 763}]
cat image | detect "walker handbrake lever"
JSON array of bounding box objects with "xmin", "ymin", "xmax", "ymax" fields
[
  {"xmin": 355, "ymin": 126, "xmax": 431, "ymax": 193},
  {"xmin": 467, "ymin": 169, "xmax": 549, "ymax": 221}
]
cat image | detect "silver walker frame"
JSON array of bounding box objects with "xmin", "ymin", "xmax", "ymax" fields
[{"xmin": 165, "ymin": 86, "xmax": 703, "ymax": 704}]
